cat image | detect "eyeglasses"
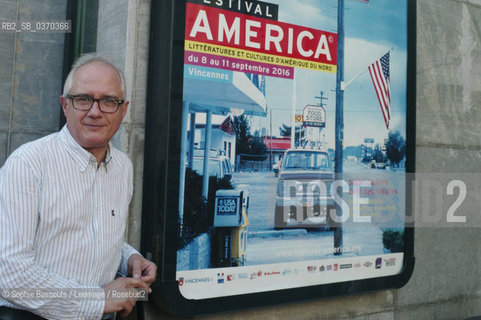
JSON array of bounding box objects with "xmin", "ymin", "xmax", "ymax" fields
[{"xmin": 67, "ymin": 94, "xmax": 125, "ymax": 113}]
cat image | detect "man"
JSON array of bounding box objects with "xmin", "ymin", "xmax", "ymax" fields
[{"xmin": 0, "ymin": 53, "xmax": 156, "ymax": 319}]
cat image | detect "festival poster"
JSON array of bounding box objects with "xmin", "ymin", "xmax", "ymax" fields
[{"xmin": 176, "ymin": 0, "xmax": 409, "ymax": 299}]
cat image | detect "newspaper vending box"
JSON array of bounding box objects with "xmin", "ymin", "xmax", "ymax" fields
[{"xmin": 213, "ymin": 189, "xmax": 249, "ymax": 267}]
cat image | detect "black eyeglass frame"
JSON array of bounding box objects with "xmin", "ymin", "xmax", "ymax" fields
[{"xmin": 66, "ymin": 94, "xmax": 125, "ymax": 113}]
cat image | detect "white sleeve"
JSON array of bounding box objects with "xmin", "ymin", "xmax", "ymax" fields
[{"xmin": 117, "ymin": 242, "xmax": 141, "ymax": 277}]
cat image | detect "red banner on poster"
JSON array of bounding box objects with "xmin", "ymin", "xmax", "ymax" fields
[{"xmin": 185, "ymin": 3, "xmax": 337, "ymax": 71}]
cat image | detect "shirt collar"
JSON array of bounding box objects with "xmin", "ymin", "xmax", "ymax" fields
[{"xmin": 59, "ymin": 125, "xmax": 113, "ymax": 172}]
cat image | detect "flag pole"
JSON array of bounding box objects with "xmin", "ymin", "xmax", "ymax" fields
[
  {"xmin": 343, "ymin": 68, "xmax": 368, "ymax": 90},
  {"xmin": 343, "ymin": 49, "xmax": 392, "ymax": 90}
]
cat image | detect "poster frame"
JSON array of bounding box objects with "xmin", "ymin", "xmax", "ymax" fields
[{"xmin": 141, "ymin": 0, "xmax": 416, "ymax": 317}]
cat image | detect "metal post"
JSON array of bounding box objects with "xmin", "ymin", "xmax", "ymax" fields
[
  {"xmin": 202, "ymin": 111, "xmax": 213, "ymax": 201},
  {"xmin": 334, "ymin": 0, "xmax": 344, "ymax": 254},
  {"xmin": 179, "ymin": 102, "xmax": 190, "ymax": 230},
  {"xmin": 269, "ymin": 108, "xmax": 273, "ymax": 170},
  {"xmin": 291, "ymin": 71, "xmax": 296, "ymax": 148},
  {"xmin": 188, "ymin": 112, "xmax": 196, "ymax": 168}
]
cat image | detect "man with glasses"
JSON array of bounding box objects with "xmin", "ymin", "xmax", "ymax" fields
[{"xmin": 0, "ymin": 53, "xmax": 156, "ymax": 319}]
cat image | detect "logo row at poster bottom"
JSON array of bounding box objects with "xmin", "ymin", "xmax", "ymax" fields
[{"xmin": 177, "ymin": 253, "xmax": 404, "ymax": 299}]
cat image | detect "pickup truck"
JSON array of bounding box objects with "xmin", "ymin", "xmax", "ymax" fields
[{"xmin": 274, "ymin": 149, "xmax": 334, "ymax": 229}]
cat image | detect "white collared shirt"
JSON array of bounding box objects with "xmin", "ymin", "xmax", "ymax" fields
[{"xmin": 0, "ymin": 126, "xmax": 139, "ymax": 319}]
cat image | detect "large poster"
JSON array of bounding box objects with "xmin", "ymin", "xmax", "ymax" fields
[{"xmin": 176, "ymin": 0, "xmax": 409, "ymax": 300}]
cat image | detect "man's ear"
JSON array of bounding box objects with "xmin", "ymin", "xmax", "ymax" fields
[
  {"xmin": 121, "ymin": 100, "xmax": 129, "ymax": 119},
  {"xmin": 60, "ymin": 95, "xmax": 68, "ymax": 114}
]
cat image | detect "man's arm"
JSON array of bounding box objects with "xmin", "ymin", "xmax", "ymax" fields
[
  {"xmin": 117, "ymin": 242, "xmax": 140, "ymax": 277},
  {"xmin": 103, "ymin": 276, "xmax": 151, "ymax": 317},
  {"xmin": 127, "ymin": 254, "xmax": 157, "ymax": 285},
  {"xmin": 118, "ymin": 243, "xmax": 157, "ymax": 286}
]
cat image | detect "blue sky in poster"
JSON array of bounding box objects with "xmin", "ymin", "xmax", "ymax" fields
[{"xmin": 251, "ymin": 0, "xmax": 408, "ymax": 148}]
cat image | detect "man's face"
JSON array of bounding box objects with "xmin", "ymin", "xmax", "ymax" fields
[{"xmin": 60, "ymin": 62, "xmax": 129, "ymax": 155}]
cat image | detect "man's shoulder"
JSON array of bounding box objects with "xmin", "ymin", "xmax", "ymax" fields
[
  {"xmin": 109, "ymin": 147, "xmax": 133, "ymax": 168},
  {"xmin": 110, "ymin": 147, "xmax": 131, "ymax": 161},
  {"xmin": 2, "ymin": 132, "xmax": 61, "ymax": 176},
  {"xmin": 9, "ymin": 132, "xmax": 61, "ymax": 160}
]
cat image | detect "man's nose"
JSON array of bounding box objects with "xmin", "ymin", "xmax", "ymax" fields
[{"xmin": 88, "ymin": 100, "xmax": 103, "ymax": 116}]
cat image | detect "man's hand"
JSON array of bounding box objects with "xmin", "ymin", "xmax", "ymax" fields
[
  {"xmin": 127, "ymin": 254, "xmax": 157, "ymax": 285},
  {"xmin": 103, "ymin": 277, "xmax": 151, "ymax": 317}
]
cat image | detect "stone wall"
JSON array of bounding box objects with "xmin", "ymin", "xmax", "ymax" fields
[{"xmin": 0, "ymin": 0, "xmax": 66, "ymax": 165}]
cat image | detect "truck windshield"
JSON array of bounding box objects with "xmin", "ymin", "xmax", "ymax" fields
[
  {"xmin": 192, "ymin": 158, "xmax": 222, "ymax": 176},
  {"xmin": 284, "ymin": 152, "xmax": 329, "ymax": 170}
]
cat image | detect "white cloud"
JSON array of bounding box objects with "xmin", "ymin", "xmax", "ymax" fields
[
  {"xmin": 274, "ymin": 0, "xmax": 337, "ymax": 30},
  {"xmin": 345, "ymin": 38, "xmax": 392, "ymax": 79}
]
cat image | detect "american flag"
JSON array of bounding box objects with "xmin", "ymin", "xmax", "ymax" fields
[{"xmin": 368, "ymin": 52, "xmax": 391, "ymax": 129}]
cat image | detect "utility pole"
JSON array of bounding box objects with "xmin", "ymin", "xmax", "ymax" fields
[
  {"xmin": 335, "ymin": 0, "xmax": 344, "ymax": 176},
  {"xmin": 291, "ymin": 73, "xmax": 296, "ymax": 149},
  {"xmin": 269, "ymin": 108, "xmax": 273, "ymax": 170},
  {"xmin": 315, "ymin": 91, "xmax": 328, "ymax": 149},
  {"xmin": 333, "ymin": 0, "xmax": 344, "ymax": 254},
  {"xmin": 315, "ymin": 91, "xmax": 328, "ymax": 107}
]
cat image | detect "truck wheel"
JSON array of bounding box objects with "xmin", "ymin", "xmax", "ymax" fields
[
  {"xmin": 274, "ymin": 205, "xmax": 287, "ymax": 230},
  {"xmin": 326, "ymin": 206, "xmax": 335, "ymax": 231}
]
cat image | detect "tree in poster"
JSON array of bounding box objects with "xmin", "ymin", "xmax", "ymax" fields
[
  {"xmin": 233, "ymin": 114, "xmax": 250, "ymax": 155},
  {"xmin": 233, "ymin": 115, "xmax": 267, "ymax": 160},
  {"xmin": 279, "ymin": 124, "xmax": 300, "ymax": 142},
  {"xmin": 249, "ymin": 132, "xmax": 268, "ymax": 161},
  {"xmin": 372, "ymin": 143, "xmax": 385, "ymax": 163},
  {"xmin": 385, "ymin": 131, "xmax": 406, "ymax": 165},
  {"xmin": 279, "ymin": 124, "xmax": 291, "ymax": 137},
  {"xmin": 180, "ymin": 168, "xmax": 234, "ymax": 249}
]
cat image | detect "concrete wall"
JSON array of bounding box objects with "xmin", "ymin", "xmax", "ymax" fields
[
  {"xmin": 177, "ymin": 233, "xmax": 212, "ymax": 271},
  {"xmin": 0, "ymin": 0, "xmax": 66, "ymax": 165},
  {"xmin": 96, "ymin": 0, "xmax": 151, "ymax": 250}
]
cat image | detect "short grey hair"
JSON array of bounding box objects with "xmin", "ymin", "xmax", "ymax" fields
[{"xmin": 62, "ymin": 53, "xmax": 127, "ymax": 98}]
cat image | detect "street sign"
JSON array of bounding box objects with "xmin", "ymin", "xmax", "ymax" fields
[{"xmin": 303, "ymin": 105, "xmax": 326, "ymax": 127}]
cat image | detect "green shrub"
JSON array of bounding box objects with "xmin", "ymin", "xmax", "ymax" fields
[
  {"xmin": 178, "ymin": 168, "xmax": 234, "ymax": 249},
  {"xmin": 382, "ymin": 229, "xmax": 404, "ymax": 253}
]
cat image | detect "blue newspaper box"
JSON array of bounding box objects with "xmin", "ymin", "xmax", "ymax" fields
[{"xmin": 213, "ymin": 190, "xmax": 244, "ymax": 227}]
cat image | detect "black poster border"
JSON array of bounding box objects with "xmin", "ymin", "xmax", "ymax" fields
[{"xmin": 141, "ymin": 0, "xmax": 416, "ymax": 317}]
